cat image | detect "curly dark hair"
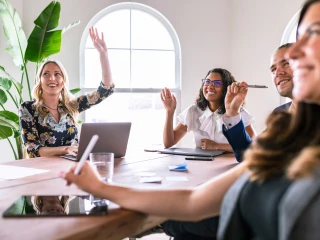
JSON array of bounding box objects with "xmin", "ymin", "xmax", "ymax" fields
[{"xmin": 195, "ymin": 68, "xmax": 236, "ymax": 114}]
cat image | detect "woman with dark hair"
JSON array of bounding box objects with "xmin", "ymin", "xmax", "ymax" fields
[{"xmin": 161, "ymin": 68, "xmax": 256, "ymax": 152}]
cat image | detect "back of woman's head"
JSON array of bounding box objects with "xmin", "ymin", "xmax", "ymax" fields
[
  {"xmin": 196, "ymin": 68, "xmax": 236, "ymax": 113},
  {"xmin": 244, "ymin": 102, "xmax": 320, "ymax": 182}
]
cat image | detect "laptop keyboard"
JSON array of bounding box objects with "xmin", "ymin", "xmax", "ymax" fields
[{"xmin": 60, "ymin": 155, "xmax": 77, "ymax": 161}]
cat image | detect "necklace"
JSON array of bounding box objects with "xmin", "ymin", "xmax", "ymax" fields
[{"xmin": 43, "ymin": 103, "xmax": 58, "ymax": 110}]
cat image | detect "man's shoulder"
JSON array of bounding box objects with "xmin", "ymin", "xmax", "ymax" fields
[{"xmin": 274, "ymin": 102, "xmax": 292, "ymax": 112}]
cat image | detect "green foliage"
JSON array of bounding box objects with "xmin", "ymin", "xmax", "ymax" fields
[
  {"xmin": 0, "ymin": 0, "xmax": 27, "ymax": 68},
  {"xmin": 70, "ymin": 88, "xmax": 81, "ymax": 95},
  {"xmin": 0, "ymin": 0, "xmax": 80, "ymax": 159}
]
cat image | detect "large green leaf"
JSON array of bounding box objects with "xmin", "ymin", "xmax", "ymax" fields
[
  {"xmin": 25, "ymin": 1, "xmax": 62, "ymax": 63},
  {"xmin": 0, "ymin": 88, "xmax": 7, "ymax": 104},
  {"xmin": 0, "ymin": 125, "xmax": 12, "ymax": 139},
  {"xmin": 0, "ymin": 110, "xmax": 19, "ymax": 130},
  {"xmin": 34, "ymin": 1, "xmax": 60, "ymax": 31},
  {"xmin": 0, "ymin": 77, "xmax": 12, "ymax": 90},
  {"xmin": 0, "ymin": 0, "xmax": 27, "ymax": 68}
]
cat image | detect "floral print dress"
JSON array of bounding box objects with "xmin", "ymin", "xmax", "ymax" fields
[{"xmin": 19, "ymin": 83, "xmax": 114, "ymax": 158}]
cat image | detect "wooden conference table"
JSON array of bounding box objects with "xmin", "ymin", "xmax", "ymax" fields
[{"xmin": 0, "ymin": 151, "xmax": 238, "ymax": 240}]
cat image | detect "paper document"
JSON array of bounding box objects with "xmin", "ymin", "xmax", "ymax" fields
[{"xmin": 0, "ymin": 165, "xmax": 49, "ymax": 180}]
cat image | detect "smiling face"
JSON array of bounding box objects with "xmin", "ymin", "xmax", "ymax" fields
[
  {"xmin": 286, "ymin": 2, "xmax": 320, "ymax": 104},
  {"xmin": 40, "ymin": 62, "xmax": 64, "ymax": 97},
  {"xmin": 40, "ymin": 196, "xmax": 65, "ymax": 215},
  {"xmin": 202, "ymin": 72, "xmax": 223, "ymax": 103},
  {"xmin": 270, "ymin": 47, "xmax": 294, "ymax": 99}
]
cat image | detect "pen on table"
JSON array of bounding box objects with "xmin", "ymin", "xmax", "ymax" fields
[
  {"xmin": 74, "ymin": 134, "xmax": 99, "ymax": 175},
  {"xmin": 247, "ymin": 85, "xmax": 268, "ymax": 88}
]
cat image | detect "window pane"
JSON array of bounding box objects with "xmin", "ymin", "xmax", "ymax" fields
[
  {"xmin": 86, "ymin": 9, "xmax": 131, "ymax": 49},
  {"xmin": 131, "ymin": 9, "xmax": 174, "ymax": 50},
  {"xmin": 288, "ymin": 25, "xmax": 297, "ymax": 43},
  {"xmin": 84, "ymin": 49, "xmax": 130, "ymax": 88},
  {"xmin": 131, "ymin": 50, "xmax": 175, "ymax": 88},
  {"xmin": 84, "ymin": 93, "xmax": 169, "ymax": 151}
]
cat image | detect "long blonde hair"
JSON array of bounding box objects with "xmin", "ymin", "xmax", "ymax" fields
[{"xmin": 33, "ymin": 60, "xmax": 78, "ymax": 123}]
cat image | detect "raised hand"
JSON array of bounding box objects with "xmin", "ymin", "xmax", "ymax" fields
[
  {"xmin": 89, "ymin": 27, "xmax": 107, "ymax": 54},
  {"xmin": 225, "ymin": 82, "xmax": 248, "ymax": 117},
  {"xmin": 161, "ymin": 87, "xmax": 176, "ymax": 113}
]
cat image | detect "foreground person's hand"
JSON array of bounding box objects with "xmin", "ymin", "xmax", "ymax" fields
[{"xmin": 60, "ymin": 162, "xmax": 104, "ymax": 196}]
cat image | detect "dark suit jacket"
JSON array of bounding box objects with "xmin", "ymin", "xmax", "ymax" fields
[
  {"xmin": 222, "ymin": 102, "xmax": 292, "ymax": 162},
  {"xmin": 218, "ymin": 168, "xmax": 320, "ymax": 240}
]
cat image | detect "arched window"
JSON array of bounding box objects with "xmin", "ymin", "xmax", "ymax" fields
[
  {"xmin": 80, "ymin": 2, "xmax": 181, "ymax": 151},
  {"xmin": 280, "ymin": 10, "xmax": 300, "ymax": 105},
  {"xmin": 281, "ymin": 10, "xmax": 300, "ymax": 44}
]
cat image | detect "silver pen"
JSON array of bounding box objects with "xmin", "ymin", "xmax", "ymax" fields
[{"xmin": 247, "ymin": 85, "xmax": 268, "ymax": 88}]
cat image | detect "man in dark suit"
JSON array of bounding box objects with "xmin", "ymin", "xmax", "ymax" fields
[{"xmin": 223, "ymin": 43, "xmax": 295, "ymax": 162}]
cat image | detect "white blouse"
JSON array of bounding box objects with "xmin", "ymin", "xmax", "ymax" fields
[{"xmin": 177, "ymin": 105, "xmax": 255, "ymax": 147}]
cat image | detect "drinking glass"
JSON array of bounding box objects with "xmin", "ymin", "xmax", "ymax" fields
[{"xmin": 89, "ymin": 152, "xmax": 114, "ymax": 205}]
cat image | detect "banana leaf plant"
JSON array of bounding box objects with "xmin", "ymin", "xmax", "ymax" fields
[{"xmin": 0, "ymin": 0, "xmax": 80, "ymax": 160}]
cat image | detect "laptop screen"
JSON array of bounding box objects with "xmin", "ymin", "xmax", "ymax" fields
[{"xmin": 76, "ymin": 122, "xmax": 131, "ymax": 160}]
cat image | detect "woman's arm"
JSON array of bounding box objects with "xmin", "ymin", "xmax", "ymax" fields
[
  {"xmin": 201, "ymin": 126, "xmax": 257, "ymax": 151},
  {"xmin": 76, "ymin": 27, "xmax": 115, "ymax": 113},
  {"xmin": 161, "ymin": 88, "xmax": 187, "ymax": 148},
  {"xmin": 245, "ymin": 124, "xmax": 256, "ymax": 139},
  {"xmin": 89, "ymin": 27, "xmax": 113, "ymax": 87},
  {"xmin": 61, "ymin": 162, "xmax": 244, "ymax": 221},
  {"xmin": 200, "ymin": 139, "xmax": 233, "ymax": 152},
  {"xmin": 38, "ymin": 146, "xmax": 78, "ymax": 157}
]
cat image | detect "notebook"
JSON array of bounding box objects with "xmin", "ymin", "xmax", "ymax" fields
[
  {"xmin": 61, "ymin": 122, "xmax": 131, "ymax": 161},
  {"xmin": 157, "ymin": 147, "xmax": 225, "ymax": 157}
]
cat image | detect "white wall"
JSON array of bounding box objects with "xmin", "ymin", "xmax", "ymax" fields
[
  {"xmin": 0, "ymin": 0, "xmax": 304, "ymax": 161},
  {"xmin": 229, "ymin": 0, "xmax": 304, "ymax": 133}
]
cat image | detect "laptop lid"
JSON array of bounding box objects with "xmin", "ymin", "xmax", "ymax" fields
[
  {"xmin": 77, "ymin": 122, "xmax": 131, "ymax": 160},
  {"xmin": 157, "ymin": 147, "xmax": 225, "ymax": 157}
]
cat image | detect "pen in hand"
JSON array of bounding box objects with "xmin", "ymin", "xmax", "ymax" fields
[
  {"xmin": 74, "ymin": 135, "xmax": 99, "ymax": 175},
  {"xmin": 247, "ymin": 85, "xmax": 268, "ymax": 88},
  {"xmin": 64, "ymin": 135, "xmax": 99, "ymax": 186}
]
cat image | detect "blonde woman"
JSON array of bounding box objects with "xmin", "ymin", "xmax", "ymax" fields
[{"xmin": 19, "ymin": 27, "xmax": 114, "ymax": 158}]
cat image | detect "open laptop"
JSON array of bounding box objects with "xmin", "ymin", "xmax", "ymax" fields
[
  {"xmin": 61, "ymin": 122, "xmax": 131, "ymax": 161},
  {"xmin": 157, "ymin": 147, "xmax": 225, "ymax": 157}
]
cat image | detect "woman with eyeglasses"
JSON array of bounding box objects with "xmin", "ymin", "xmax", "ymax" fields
[{"xmin": 160, "ymin": 68, "xmax": 256, "ymax": 152}]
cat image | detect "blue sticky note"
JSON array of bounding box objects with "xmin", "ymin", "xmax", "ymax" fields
[{"xmin": 169, "ymin": 162, "xmax": 188, "ymax": 171}]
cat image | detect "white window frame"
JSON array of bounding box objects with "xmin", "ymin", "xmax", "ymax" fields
[
  {"xmin": 280, "ymin": 9, "xmax": 301, "ymax": 105},
  {"xmin": 79, "ymin": 2, "xmax": 182, "ymax": 123}
]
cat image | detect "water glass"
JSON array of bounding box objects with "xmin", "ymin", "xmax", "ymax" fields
[
  {"xmin": 89, "ymin": 152, "xmax": 114, "ymax": 205},
  {"xmin": 90, "ymin": 152, "xmax": 114, "ymax": 183}
]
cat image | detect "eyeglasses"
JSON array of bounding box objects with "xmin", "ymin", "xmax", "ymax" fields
[{"xmin": 202, "ymin": 79, "xmax": 222, "ymax": 87}]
